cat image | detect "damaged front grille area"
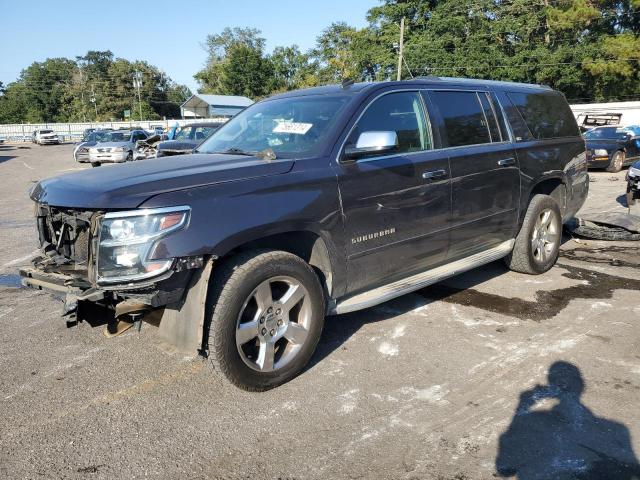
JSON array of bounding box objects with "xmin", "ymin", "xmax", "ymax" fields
[{"xmin": 33, "ymin": 204, "xmax": 101, "ymax": 283}]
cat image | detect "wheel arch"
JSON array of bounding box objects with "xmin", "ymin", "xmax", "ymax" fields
[
  {"xmin": 218, "ymin": 230, "xmax": 336, "ymax": 300},
  {"xmin": 524, "ymin": 176, "xmax": 568, "ymax": 222}
]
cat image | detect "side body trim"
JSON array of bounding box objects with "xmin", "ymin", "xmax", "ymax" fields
[{"xmin": 330, "ymin": 239, "xmax": 515, "ymax": 315}]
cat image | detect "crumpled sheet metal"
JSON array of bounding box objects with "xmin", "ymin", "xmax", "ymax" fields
[{"xmin": 576, "ymin": 212, "xmax": 640, "ymax": 233}]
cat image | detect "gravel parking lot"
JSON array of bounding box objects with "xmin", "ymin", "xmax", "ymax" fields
[{"xmin": 1, "ymin": 143, "xmax": 639, "ymax": 479}]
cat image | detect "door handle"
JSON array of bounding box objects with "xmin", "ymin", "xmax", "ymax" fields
[
  {"xmin": 422, "ymin": 169, "xmax": 447, "ymax": 180},
  {"xmin": 498, "ymin": 158, "xmax": 516, "ymax": 167}
]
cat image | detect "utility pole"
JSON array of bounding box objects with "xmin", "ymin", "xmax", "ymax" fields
[
  {"xmin": 133, "ymin": 71, "xmax": 143, "ymax": 121},
  {"xmin": 90, "ymin": 84, "xmax": 98, "ymax": 120},
  {"xmin": 79, "ymin": 67, "xmax": 87, "ymax": 122},
  {"xmin": 396, "ymin": 17, "xmax": 405, "ymax": 81}
]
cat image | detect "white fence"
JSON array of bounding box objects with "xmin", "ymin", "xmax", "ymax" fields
[{"xmin": 0, "ymin": 118, "xmax": 229, "ymax": 143}]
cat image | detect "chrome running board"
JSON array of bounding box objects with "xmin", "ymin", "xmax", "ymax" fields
[{"xmin": 331, "ymin": 239, "xmax": 515, "ymax": 315}]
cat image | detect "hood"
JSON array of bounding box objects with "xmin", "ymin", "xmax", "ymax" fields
[
  {"xmin": 157, "ymin": 140, "xmax": 198, "ymax": 152},
  {"xmin": 30, "ymin": 153, "xmax": 294, "ymax": 209},
  {"xmin": 77, "ymin": 141, "xmax": 98, "ymax": 149}
]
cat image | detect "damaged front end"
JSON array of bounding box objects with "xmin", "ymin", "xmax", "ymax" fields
[{"xmin": 20, "ymin": 203, "xmax": 209, "ymax": 345}]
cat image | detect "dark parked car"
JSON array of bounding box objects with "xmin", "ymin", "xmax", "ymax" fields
[
  {"xmin": 21, "ymin": 77, "xmax": 588, "ymax": 391},
  {"xmin": 583, "ymin": 126, "xmax": 640, "ymax": 172},
  {"xmin": 155, "ymin": 122, "xmax": 224, "ymax": 157}
]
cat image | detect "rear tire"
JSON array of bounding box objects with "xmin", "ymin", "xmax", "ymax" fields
[
  {"xmin": 91, "ymin": 162, "xmax": 101, "ymax": 168},
  {"xmin": 206, "ymin": 250, "xmax": 325, "ymax": 391},
  {"xmin": 504, "ymin": 194, "xmax": 562, "ymax": 275},
  {"xmin": 607, "ymin": 151, "xmax": 625, "ymax": 173}
]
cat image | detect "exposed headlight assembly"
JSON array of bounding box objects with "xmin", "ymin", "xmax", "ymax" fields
[
  {"xmin": 629, "ymin": 167, "xmax": 640, "ymax": 178},
  {"xmin": 593, "ymin": 149, "xmax": 609, "ymax": 156},
  {"xmin": 97, "ymin": 206, "xmax": 190, "ymax": 284}
]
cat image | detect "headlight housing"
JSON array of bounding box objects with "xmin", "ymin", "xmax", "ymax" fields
[
  {"xmin": 97, "ymin": 206, "xmax": 190, "ymax": 284},
  {"xmin": 593, "ymin": 149, "xmax": 609, "ymax": 156},
  {"xmin": 629, "ymin": 167, "xmax": 640, "ymax": 178},
  {"xmin": 112, "ymin": 147, "xmax": 125, "ymax": 152}
]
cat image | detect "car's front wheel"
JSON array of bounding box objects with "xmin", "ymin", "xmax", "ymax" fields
[
  {"xmin": 206, "ymin": 250, "xmax": 325, "ymax": 391},
  {"xmin": 90, "ymin": 161, "xmax": 101, "ymax": 168},
  {"xmin": 504, "ymin": 194, "xmax": 562, "ymax": 274},
  {"xmin": 126, "ymin": 151, "xmax": 133, "ymax": 161}
]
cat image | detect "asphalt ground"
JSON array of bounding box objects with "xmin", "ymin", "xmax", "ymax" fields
[{"xmin": 1, "ymin": 143, "xmax": 639, "ymax": 480}]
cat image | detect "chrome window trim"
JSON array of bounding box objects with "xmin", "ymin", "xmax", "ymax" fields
[{"xmin": 337, "ymin": 88, "xmax": 518, "ymax": 165}]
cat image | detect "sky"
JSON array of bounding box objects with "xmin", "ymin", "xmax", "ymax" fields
[{"xmin": 0, "ymin": 0, "xmax": 375, "ymax": 93}]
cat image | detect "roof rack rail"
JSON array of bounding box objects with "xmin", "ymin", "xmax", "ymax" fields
[{"xmin": 411, "ymin": 75, "xmax": 441, "ymax": 81}]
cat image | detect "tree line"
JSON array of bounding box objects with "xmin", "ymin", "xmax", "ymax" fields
[
  {"xmin": 0, "ymin": 51, "xmax": 191, "ymax": 123},
  {"xmin": 1, "ymin": 0, "xmax": 639, "ymax": 123},
  {"xmin": 196, "ymin": 0, "xmax": 640, "ymax": 104}
]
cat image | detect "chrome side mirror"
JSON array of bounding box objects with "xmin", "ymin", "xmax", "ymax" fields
[{"xmin": 344, "ymin": 131, "xmax": 398, "ymax": 160}]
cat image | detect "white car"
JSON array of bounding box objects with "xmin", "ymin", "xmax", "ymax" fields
[
  {"xmin": 32, "ymin": 129, "xmax": 60, "ymax": 145},
  {"xmin": 88, "ymin": 130, "xmax": 149, "ymax": 166}
]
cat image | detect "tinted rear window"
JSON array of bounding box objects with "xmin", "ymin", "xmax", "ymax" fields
[
  {"xmin": 429, "ymin": 91, "xmax": 491, "ymax": 147},
  {"xmin": 507, "ymin": 91, "xmax": 580, "ymax": 139}
]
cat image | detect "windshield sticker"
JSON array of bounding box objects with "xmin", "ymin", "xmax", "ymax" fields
[{"xmin": 273, "ymin": 122, "xmax": 313, "ymax": 135}]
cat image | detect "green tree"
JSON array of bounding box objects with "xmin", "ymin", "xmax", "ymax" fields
[
  {"xmin": 195, "ymin": 27, "xmax": 273, "ymax": 97},
  {"xmin": 0, "ymin": 50, "xmax": 190, "ymax": 122}
]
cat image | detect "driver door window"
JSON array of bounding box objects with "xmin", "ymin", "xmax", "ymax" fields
[{"xmin": 346, "ymin": 91, "xmax": 432, "ymax": 157}]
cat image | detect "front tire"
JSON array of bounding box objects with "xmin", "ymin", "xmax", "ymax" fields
[
  {"xmin": 126, "ymin": 151, "xmax": 133, "ymax": 161},
  {"xmin": 504, "ymin": 194, "xmax": 562, "ymax": 275},
  {"xmin": 90, "ymin": 161, "xmax": 101, "ymax": 168},
  {"xmin": 206, "ymin": 250, "xmax": 325, "ymax": 391},
  {"xmin": 608, "ymin": 151, "xmax": 625, "ymax": 173}
]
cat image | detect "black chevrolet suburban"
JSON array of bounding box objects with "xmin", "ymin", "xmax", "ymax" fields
[{"xmin": 21, "ymin": 77, "xmax": 588, "ymax": 390}]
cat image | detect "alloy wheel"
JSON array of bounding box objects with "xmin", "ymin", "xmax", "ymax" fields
[
  {"xmin": 531, "ymin": 208, "xmax": 559, "ymax": 264},
  {"xmin": 235, "ymin": 276, "xmax": 311, "ymax": 372}
]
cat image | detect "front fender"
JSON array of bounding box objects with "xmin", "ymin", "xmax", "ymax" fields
[{"xmin": 138, "ymin": 160, "xmax": 348, "ymax": 296}]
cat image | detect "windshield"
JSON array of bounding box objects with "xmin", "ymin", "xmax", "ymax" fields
[
  {"xmin": 196, "ymin": 94, "xmax": 350, "ymax": 157},
  {"xmin": 84, "ymin": 131, "xmax": 111, "ymax": 142},
  {"xmin": 103, "ymin": 131, "xmax": 130, "ymax": 142},
  {"xmin": 40, "ymin": 130, "xmax": 53, "ymax": 134},
  {"xmin": 584, "ymin": 127, "xmax": 630, "ymax": 140}
]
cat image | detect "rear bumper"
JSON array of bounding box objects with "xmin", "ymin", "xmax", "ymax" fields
[{"xmin": 39, "ymin": 138, "xmax": 60, "ymax": 144}]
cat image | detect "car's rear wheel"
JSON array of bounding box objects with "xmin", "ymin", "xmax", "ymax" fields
[
  {"xmin": 91, "ymin": 161, "xmax": 101, "ymax": 168},
  {"xmin": 504, "ymin": 194, "xmax": 562, "ymax": 275},
  {"xmin": 206, "ymin": 250, "xmax": 325, "ymax": 391},
  {"xmin": 607, "ymin": 151, "xmax": 625, "ymax": 173}
]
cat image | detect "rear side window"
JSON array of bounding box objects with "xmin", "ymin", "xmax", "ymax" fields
[
  {"xmin": 507, "ymin": 91, "xmax": 580, "ymax": 139},
  {"xmin": 428, "ymin": 91, "xmax": 491, "ymax": 147}
]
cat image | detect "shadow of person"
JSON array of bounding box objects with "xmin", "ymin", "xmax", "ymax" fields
[{"xmin": 496, "ymin": 361, "xmax": 640, "ymax": 479}]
